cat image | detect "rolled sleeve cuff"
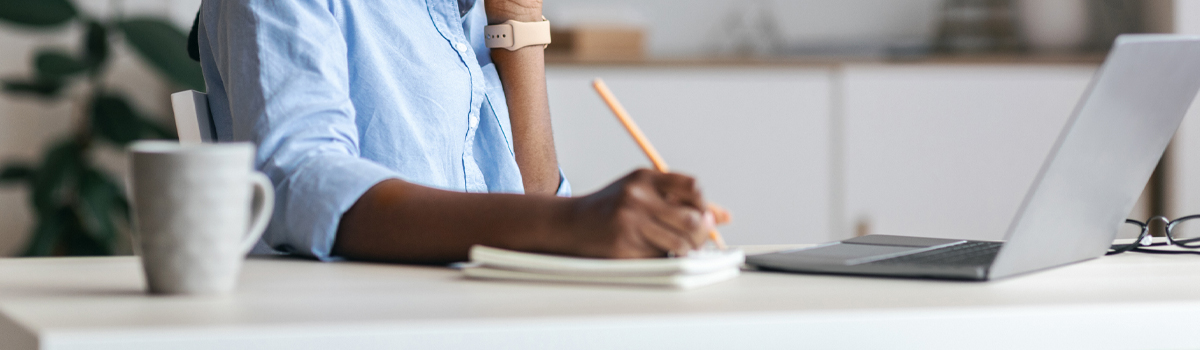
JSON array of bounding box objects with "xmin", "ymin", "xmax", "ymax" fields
[
  {"xmin": 555, "ymin": 168, "xmax": 571, "ymax": 197},
  {"xmin": 264, "ymin": 154, "xmax": 398, "ymax": 261}
]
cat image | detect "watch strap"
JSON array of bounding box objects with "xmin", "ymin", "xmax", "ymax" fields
[{"xmin": 485, "ymin": 16, "xmax": 551, "ymax": 51}]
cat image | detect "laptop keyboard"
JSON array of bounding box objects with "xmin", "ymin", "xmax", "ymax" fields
[{"xmin": 867, "ymin": 241, "xmax": 1003, "ymax": 267}]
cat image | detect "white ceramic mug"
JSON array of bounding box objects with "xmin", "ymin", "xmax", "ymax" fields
[{"xmin": 128, "ymin": 141, "xmax": 274, "ymax": 295}]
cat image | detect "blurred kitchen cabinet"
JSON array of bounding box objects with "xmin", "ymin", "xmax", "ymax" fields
[
  {"xmin": 841, "ymin": 64, "xmax": 1097, "ymax": 241},
  {"xmin": 1162, "ymin": 0, "xmax": 1200, "ymax": 232},
  {"xmin": 546, "ymin": 66, "xmax": 833, "ymax": 245},
  {"xmin": 1168, "ymin": 93, "xmax": 1200, "ymax": 218}
]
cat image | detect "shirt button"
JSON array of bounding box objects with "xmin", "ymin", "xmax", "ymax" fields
[{"xmin": 455, "ymin": 42, "xmax": 468, "ymax": 52}]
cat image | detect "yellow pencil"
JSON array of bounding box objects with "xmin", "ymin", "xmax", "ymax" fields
[{"xmin": 592, "ymin": 78, "xmax": 728, "ymax": 250}]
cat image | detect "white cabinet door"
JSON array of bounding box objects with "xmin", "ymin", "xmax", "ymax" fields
[
  {"xmin": 842, "ymin": 64, "xmax": 1097, "ymax": 241},
  {"xmin": 1168, "ymin": 93, "xmax": 1200, "ymax": 218},
  {"xmin": 546, "ymin": 66, "xmax": 832, "ymax": 244},
  {"xmin": 1165, "ymin": 0, "xmax": 1200, "ymax": 223}
]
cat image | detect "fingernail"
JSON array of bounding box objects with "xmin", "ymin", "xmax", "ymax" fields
[{"xmin": 703, "ymin": 211, "xmax": 716, "ymax": 228}]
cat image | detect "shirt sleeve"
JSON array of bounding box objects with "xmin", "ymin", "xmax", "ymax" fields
[
  {"xmin": 556, "ymin": 169, "xmax": 572, "ymax": 197},
  {"xmin": 203, "ymin": 0, "xmax": 396, "ymax": 260}
]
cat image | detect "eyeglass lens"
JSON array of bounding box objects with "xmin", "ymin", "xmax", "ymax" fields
[
  {"xmin": 1168, "ymin": 216, "xmax": 1200, "ymax": 246},
  {"xmin": 1110, "ymin": 220, "xmax": 1149, "ymax": 254}
]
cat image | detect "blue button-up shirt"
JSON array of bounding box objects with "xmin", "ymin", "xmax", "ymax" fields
[{"xmin": 196, "ymin": 0, "xmax": 569, "ymax": 260}]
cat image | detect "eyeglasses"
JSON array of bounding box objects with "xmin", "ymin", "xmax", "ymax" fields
[{"xmin": 1108, "ymin": 215, "xmax": 1200, "ymax": 255}]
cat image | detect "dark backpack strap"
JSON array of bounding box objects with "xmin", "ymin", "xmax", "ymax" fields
[{"xmin": 187, "ymin": 11, "xmax": 200, "ymax": 62}]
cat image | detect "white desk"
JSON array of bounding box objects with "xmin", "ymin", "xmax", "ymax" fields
[{"xmin": 1, "ymin": 245, "xmax": 1198, "ymax": 350}]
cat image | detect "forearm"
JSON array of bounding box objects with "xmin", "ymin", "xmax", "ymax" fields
[
  {"xmin": 488, "ymin": 6, "xmax": 560, "ymax": 194},
  {"xmin": 333, "ymin": 179, "xmax": 573, "ymax": 263}
]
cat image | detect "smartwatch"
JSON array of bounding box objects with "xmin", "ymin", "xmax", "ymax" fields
[{"xmin": 485, "ymin": 16, "xmax": 551, "ymax": 51}]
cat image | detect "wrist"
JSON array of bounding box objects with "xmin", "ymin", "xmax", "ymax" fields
[
  {"xmin": 504, "ymin": 196, "xmax": 577, "ymax": 255},
  {"xmin": 486, "ymin": 5, "xmax": 542, "ymax": 24},
  {"xmin": 539, "ymin": 197, "xmax": 580, "ymax": 254}
]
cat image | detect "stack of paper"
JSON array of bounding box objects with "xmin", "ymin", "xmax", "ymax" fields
[{"xmin": 462, "ymin": 245, "xmax": 745, "ymax": 289}]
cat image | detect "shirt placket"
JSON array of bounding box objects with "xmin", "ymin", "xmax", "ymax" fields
[{"xmin": 427, "ymin": 0, "xmax": 488, "ymax": 193}]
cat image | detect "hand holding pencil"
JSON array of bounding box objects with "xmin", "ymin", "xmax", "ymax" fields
[
  {"xmin": 557, "ymin": 79, "xmax": 729, "ymax": 258},
  {"xmin": 592, "ymin": 79, "xmax": 730, "ymax": 250}
]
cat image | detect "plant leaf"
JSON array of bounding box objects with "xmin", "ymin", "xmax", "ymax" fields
[
  {"xmin": 77, "ymin": 168, "xmax": 121, "ymax": 243},
  {"xmin": 22, "ymin": 206, "xmax": 69, "ymax": 256},
  {"xmin": 3, "ymin": 78, "xmax": 64, "ymax": 97},
  {"xmin": 59, "ymin": 206, "xmax": 110, "ymax": 256},
  {"xmin": 35, "ymin": 50, "xmax": 88, "ymax": 80},
  {"xmin": 91, "ymin": 94, "xmax": 145, "ymax": 145},
  {"xmin": 30, "ymin": 140, "xmax": 82, "ymax": 215},
  {"xmin": 29, "ymin": 205, "xmax": 109, "ymax": 256},
  {"xmin": 118, "ymin": 18, "xmax": 204, "ymax": 91},
  {"xmin": 144, "ymin": 117, "xmax": 178, "ymax": 140},
  {"xmin": 112, "ymin": 194, "xmax": 130, "ymax": 221},
  {"xmin": 0, "ymin": 0, "xmax": 77, "ymax": 28},
  {"xmin": 91, "ymin": 93, "xmax": 174, "ymax": 144},
  {"xmin": 84, "ymin": 21, "xmax": 109, "ymax": 68},
  {"xmin": 0, "ymin": 163, "xmax": 35, "ymax": 184}
]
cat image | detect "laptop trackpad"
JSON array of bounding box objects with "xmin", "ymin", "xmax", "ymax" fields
[{"xmin": 781, "ymin": 243, "xmax": 924, "ymax": 265}]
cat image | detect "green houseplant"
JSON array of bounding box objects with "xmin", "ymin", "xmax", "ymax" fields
[{"xmin": 0, "ymin": 0, "xmax": 203, "ymax": 256}]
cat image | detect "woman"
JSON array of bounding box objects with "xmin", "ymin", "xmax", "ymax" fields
[{"xmin": 193, "ymin": 0, "xmax": 722, "ymax": 263}]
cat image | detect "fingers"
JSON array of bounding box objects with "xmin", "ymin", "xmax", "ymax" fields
[
  {"xmin": 652, "ymin": 172, "xmax": 732, "ymax": 226},
  {"xmin": 637, "ymin": 170, "xmax": 711, "ymax": 249},
  {"xmin": 708, "ymin": 203, "xmax": 732, "ymax": 225},
  {"xmin": 638, "ymin": 219, "xmax": 699, "ymax": 256},
  {"xmin": 586, "ymin": 169, "xmax": 716, "ymax": 258},
  {"xmin": 650, "ymin": 208, "xmax": 709, "ymax": 248},
  {"xmin": 653, "ymin": 172, "xmax": 705, "ymax": 211}
]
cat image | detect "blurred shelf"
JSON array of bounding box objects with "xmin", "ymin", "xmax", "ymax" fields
[
  {"xmin": 910, "ymin": 52, "xmax": 1107, "ymax": 65},
  {"xmin": 545, "ymin": 52, "xmax": 1106, "ymax": 67}
]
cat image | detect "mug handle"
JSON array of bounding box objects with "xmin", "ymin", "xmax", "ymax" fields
[{"xmin": 241, "ymin": 172, "xmax": 275, "ymax": 254}]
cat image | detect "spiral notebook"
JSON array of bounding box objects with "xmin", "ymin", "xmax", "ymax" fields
[{"xmin": 461, "ymin": 245, "xmax": 745, "ymax": 289}]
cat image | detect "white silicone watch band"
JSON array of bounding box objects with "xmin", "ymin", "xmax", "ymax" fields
[{"xmin": 485, "ymin": 17, "xmax": 550, "ymax": 51}]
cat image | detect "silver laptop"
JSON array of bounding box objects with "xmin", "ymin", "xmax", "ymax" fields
[{"xmin": 747, "ymin": 34, "xmax": 1200, "ymax": 281}]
